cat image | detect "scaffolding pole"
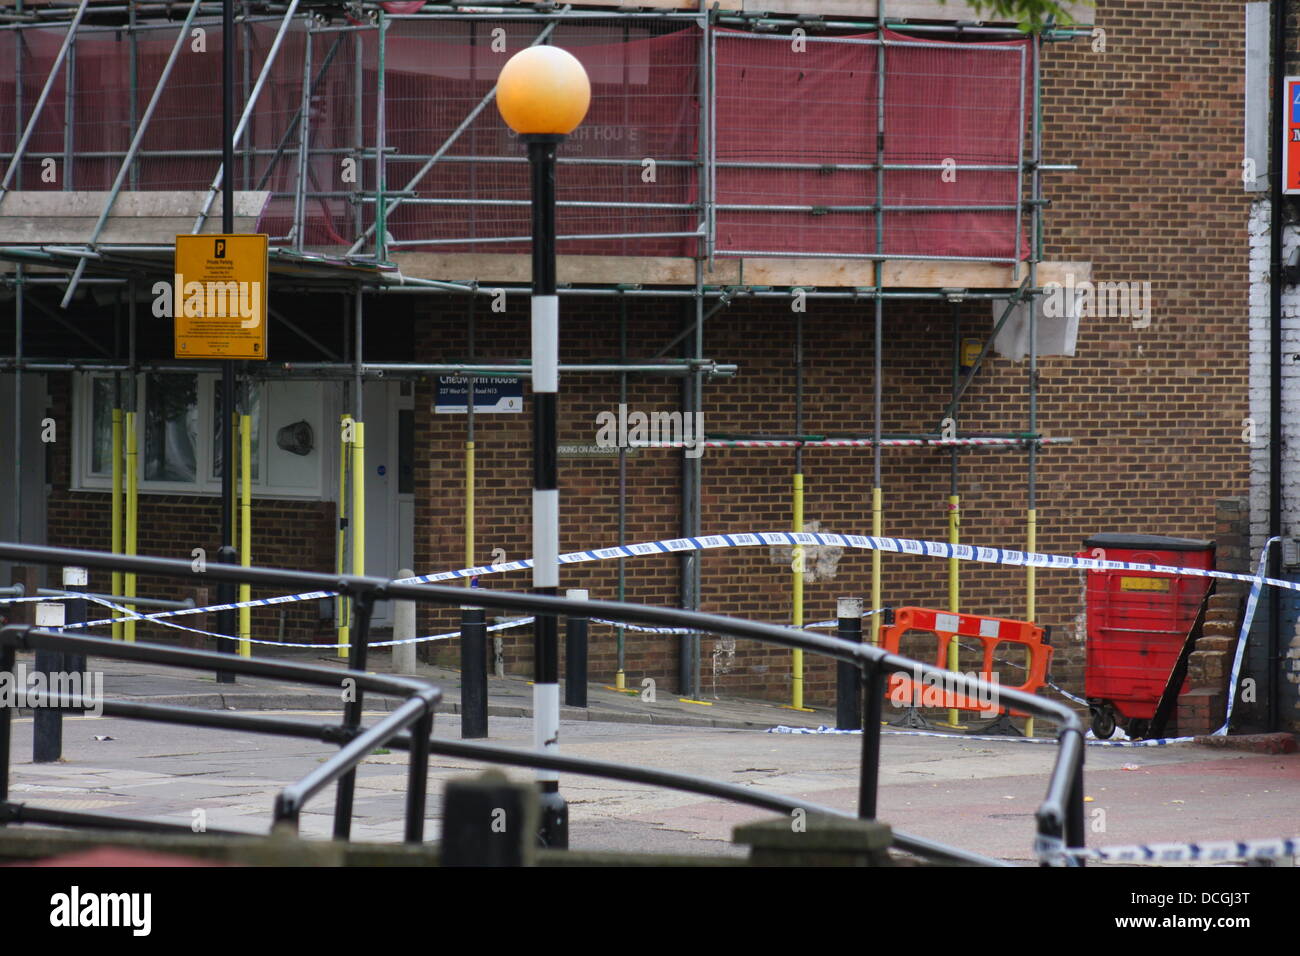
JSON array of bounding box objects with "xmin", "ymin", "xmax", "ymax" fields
[
  {"xmin": 60, "ymin": 0, "xmax": 203, "ymax": 306},
  {"xmin": 0, "ymin": 0, "xmax": 88, "ymax": 200},
  {"xmin": 344, "ymin": 7, "xmax": 571, "ymax": 257},
  {"xmin": 1024, "ymin": 31, "xmax": 1044, "ymax": 739},
  {"xmin": 790, "ymin": 308, "xmax": 806, "ymax": 711},
  {"xmin": 238, "ymin": 405, "xmax": 252, "ymax": 658},
  {"xmin": 871, "ymin": 0, "xmax": 886, "ymax": 651},
  {"xmin": 946, "ymin": 297, "xmax": 961, "ymax": 729},
  {"xmin": 615, "ymin": 291, "xmax": 628, "ymax": 690},
  {"xmin": 192, "ymin": 0, "xmax": 303, "ymax": 234}
]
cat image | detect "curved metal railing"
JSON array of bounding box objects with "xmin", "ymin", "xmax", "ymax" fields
[{"xmin": 0, "ymin": 540, "xmax": 1085, "ymax": 865}]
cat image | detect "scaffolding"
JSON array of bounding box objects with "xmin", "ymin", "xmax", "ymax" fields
[{"xmin": 0, "ymin": 0, "xmax": 1088, "ymax": 703}]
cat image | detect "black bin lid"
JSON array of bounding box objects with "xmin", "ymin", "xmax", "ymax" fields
[{"xmin": 1082, "ymin": 533, "xmax": 1214, "ymax": 552}]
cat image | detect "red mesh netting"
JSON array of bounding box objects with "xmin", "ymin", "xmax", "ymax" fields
[
  {"xmin": 0, "ymin": 22, "xmax": 1028, "ymax": 261},
  {"xmin": 381, "ymin": 19, "xmax": 699, "ymax": 257},
  {"xmin": 714, "ymin": 27, "xmax": 1030, "ymax": 261}
]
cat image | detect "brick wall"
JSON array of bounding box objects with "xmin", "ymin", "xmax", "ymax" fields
[
  {"xmin": 408, "ymin": 2, "xmax": 1254, "ymax": 709},
  {"xmin": 27, "ymin": 3, "xmax": 1260, "ymax": 718}
]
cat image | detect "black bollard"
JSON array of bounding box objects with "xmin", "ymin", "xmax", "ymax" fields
[
  {"xmin": 32, "ymin": 600, "xmax": 65, "ymax": 763},
  {"xmin": 836, "ymin": 597, "xmax": 863, "ymax": 730},
  {"xmin": 460, "ymin": 605, "xmax": 488, "ymax": 739}
]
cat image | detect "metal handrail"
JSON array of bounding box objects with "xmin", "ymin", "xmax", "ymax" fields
[
  {"xmin": 0, "ymin": 623, "xmax": 441, "ymax": 843},
  {"xmin": 0, "ymin": 540, "xmax": 1086, "ymax": 865}
]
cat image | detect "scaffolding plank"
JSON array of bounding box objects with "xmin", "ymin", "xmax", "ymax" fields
[
  {"xmin": 747, "ymin": 258, "xmax": 1092, "ymax": 289},
  {"xmin": 391, "ymin": 252, "xmax": 1090, "ymax": 290},
  {"xmin": 0, "ymin": 191, "xmax": 269, "ymax": 245}
]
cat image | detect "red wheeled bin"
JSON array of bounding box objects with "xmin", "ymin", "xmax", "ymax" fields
[{"xmin": 1076, "ymin": 533, "xmax": 1215, "ymax": 739}]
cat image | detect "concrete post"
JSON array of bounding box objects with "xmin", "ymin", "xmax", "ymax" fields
[
  {"xmin": 393, "ymin": 568, "xmax": 417, "ymax": 675},
  {"xmin": 732, "ymin": 815, "xmax": 895, "ymax": 866},
  {"xmin": 441, "ymin": 770, "xmax": 538, "ymax": 867}
]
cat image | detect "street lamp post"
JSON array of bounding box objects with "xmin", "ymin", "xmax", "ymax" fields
[
  {"xmin": 497, "ymin": 46, "xmax": 591, "ymax": 849},
  {"xmin": 217, "ymin": 0, "xmax": 238, "ymax": 683}
]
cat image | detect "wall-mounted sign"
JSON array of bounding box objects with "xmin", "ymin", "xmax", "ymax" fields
[
  {"xmin": 173, "ymin": 234, "xmax": 268, "ymax": 360},
  {"xmin": 557, "ymin": 444, "xmax": 640, "ymax": 459},
  {"xmin": 1285, "ymin": 77, "xmax": 1300, "ymax": 194},
  {"xmin": 435, "ymin": 376, "xmax": 523, "ymax": 413}
]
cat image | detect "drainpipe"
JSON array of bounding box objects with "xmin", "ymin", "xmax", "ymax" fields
[{"xmin": 1268, "ymin": 0, "xmax": 1286, "ymax": 733}]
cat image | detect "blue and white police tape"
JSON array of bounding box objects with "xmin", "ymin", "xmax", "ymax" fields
[
  {"xmin": 765, "ymin": 724, "xmax": 1198, "ymax": 747},
  {"xmin": 54, "ymin": 529, "xmax": 1276, "ymax": 733},
  {"xmin": 69, "ymin": 592, "xmax": 236, "ymax": 644},
  {"xmin": 68, "ymin": 589, "xmax": 336, "ymax": 631},
  {"xmin": 1214, "ymin": 537, "xmax": 1277, "ymax": 736},
  {"xmin": 390, "ymin": 531, "xmax": 1300, "ymax": 596},
  {"xmin": 1045, "ymin": 836, "xmax": 1299, "ymax": 866},
  {"xmin": 66, "ymin": 530, "xmax": 1287, "ymax": 630},
  {"xmin": 63, "ymin": 608, "xmax": 700, "ymax": 651}
]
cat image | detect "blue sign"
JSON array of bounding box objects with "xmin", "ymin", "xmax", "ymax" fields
[{"xmin": 435, "ymin": 376, "xmax": 523, "ymax": 414}]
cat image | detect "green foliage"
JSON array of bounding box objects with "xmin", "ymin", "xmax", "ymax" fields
[{"xmin": 939, "ymin": 0, "xmax": 1093, "ymax": 32}]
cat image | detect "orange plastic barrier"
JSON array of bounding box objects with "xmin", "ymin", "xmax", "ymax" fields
[{"xmin": 879, "ymin": 607, "xmax": 1052, "ymax": 716}]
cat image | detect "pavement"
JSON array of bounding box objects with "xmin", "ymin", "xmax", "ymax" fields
[
  {"xmin": 62, "ymin": 644, "xmax": 840, "ymax": 731},
  {"xmin": 4, "ymin": 645, "xmax": 1299, "ymax": 864}
]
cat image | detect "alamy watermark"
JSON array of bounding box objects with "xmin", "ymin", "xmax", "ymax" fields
[
  {"xmin": 151, "ymin": 275, "xmax": 263, "ymax": 329},
  {"xmin": 888, "ymin": 666, "xmax": 1000, "ymax": 713},
  {"xmin": 594, "ymin": 404, "xmax": 705, "ymax": 459},
  {"xmin": 0, "ymin": 664, "xmax": 103, "ymax": 717},
  {"xmin": 1042, "ymin": 273, "xmax": 1152, "ymax": 328},
  {"xmin": 50, "ymin": 886, "xmax": 151, "ymax": 936}
]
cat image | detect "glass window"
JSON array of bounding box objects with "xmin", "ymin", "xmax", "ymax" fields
[
  {"xmin": 212, "ymin": 381, "xmax": 261, "ymax": 481},
  {"xmin": 77, "ymin": 373, "xmax": 322, "ymax": 499},
  {"xmin": 89, "ymin": 377, "xmax": 114, "ymax": 476},
  {"xmin": 143, "ymin": 374, "xmax": 198, "ymax": 483}
]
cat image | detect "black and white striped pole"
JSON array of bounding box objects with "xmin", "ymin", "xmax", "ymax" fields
[{"xmin": 497, "ymin": 45, "xmax": 591, "ymax": 850}]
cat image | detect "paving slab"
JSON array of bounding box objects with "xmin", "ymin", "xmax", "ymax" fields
[{"xmin": 11, "ymin": 644, "xmax": 845, "ymax": 732}]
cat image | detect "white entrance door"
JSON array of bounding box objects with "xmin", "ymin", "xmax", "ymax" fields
[{"xmin": 359, "ymin": 380, "xmax": 414, "ymax": 627}]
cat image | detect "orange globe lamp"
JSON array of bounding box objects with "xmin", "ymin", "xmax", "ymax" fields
[{"xmin": 496, "ymin": 46, "xmax": 591, "ymax": 136}]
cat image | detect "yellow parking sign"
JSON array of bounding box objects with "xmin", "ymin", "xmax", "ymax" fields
[{"xmin": 173, "ymin": 234, "xmax": 268, "ymax": 360}]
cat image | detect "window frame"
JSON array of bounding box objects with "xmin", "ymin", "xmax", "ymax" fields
[{"xmin": 72, "ymin": 372, "xmax": 325, "ymax": 500}]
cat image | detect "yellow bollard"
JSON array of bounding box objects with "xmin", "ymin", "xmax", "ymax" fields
[
  {"xmin": 947, "ymin": 493, "xmax": 961, "ymax": 728},
  {"xmin": 871, "ymin": 486, "xmax": 882, "ymax": 646},
  {"xmin": 346, "ymin": 420, "xmax": 366, "ymax": 662},
  {"xmin": 790, "ymin": 472, "xmax": 805, "ymax": 710},
  {"xmin": 111, "ymin": 406, "xmax": 123, "ymax": 641},
  {"xmin": 124, "ymin": 411, "xmax": 138, "ymax": 644},
  {"xmin": 1025, "ymin": 506, "xmax": 1037, "ymax": 738},
  {"xmin": 337, "ymin": 415, "xmax": 353, "ymax": 660},
  {"xmin": 238, "ymin": 412, "xmax": 252, "ymax": 658}
]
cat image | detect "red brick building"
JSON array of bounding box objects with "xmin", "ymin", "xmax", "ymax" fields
[{"xmin": 0, "ymin": 0, "xmax": 1283, "ymax": 729}]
